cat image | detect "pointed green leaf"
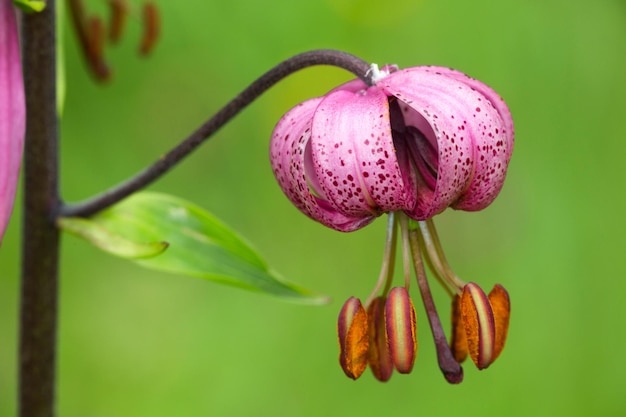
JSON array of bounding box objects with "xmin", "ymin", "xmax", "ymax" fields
[
  {"xmin": 58, "ymin": 216, "xmax": 169, "ymax": 259},
  {"xmin": 74, "ymin": 192, "xmax": 329, "ymax": 305}
]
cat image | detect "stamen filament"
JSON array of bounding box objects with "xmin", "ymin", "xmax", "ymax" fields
[
  {"xmin": 407, "ymin": 218, "xmax": 463, "ymax": 384},
  {"xmin": 415, "ymin": 225, "xmax": 455, "ymax": 298},
  {"xmin": 399, "ymin": 211, "xmax": 412, "ymax": 290},
  {"xmin": 418, "ymin": 219, "xmax": 466, "ymax": 293},
  {"xmin": 365, "ymin": 213, "xmax": 397, "ymax": 307}
]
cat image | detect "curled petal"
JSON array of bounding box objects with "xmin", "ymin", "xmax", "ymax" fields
[
  {"xmin": 311, "ymin": 88, "xmax": 415, "ymax": 217},
  {"xmin": 380, "ymin": 67, "xmax": 512, "ymax": 218},
  {"xmin": 460, "ymin": 282, "xmax": 496, "ymax": 369},
  {"xmin": 380, "ymin": 70, "xmax": 474, "ymax": 218},
  {"xmin": 488, "ymin": 284, "xmax": 510, "ymax": 361},
  {"xmin": 0, "ymin": 0, "xmax": 25, "ymax": 245},
  {"xmin": 429, "ymin": 66, "xmax": 514, "ymax": 156},
  {"xmin": 421, "ymin": 67, "xmax": 514, "ymax": 211},
  {"xmin": 385, "ymin": 287, "xmax": 417, "ymax": 373},
  {"xmin": 270, "ymin": 98, "xmax": 373, "ymax": 231},
  {"xmin": 367, "ymin": 296, "xmax": 394, "ymax": 382},
  {"xmin": 337, "ymin": 297, "xmax": 369, "ymax": 379},
  {"xmin": 270, "ymin": 98, "xmax": 322, "ymax": 214}
]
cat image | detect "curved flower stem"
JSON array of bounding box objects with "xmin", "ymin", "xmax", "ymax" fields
[
  {"xmin": 61, "ymin": 49, "xmax": 373, "ymax": 218},
  {"xmin": 19, "ymin": 3, "xmax": 61, "ymax": 417},
  {"xmin": 407, "ymin": 221, "xmax": 463, "ymax": 384}
]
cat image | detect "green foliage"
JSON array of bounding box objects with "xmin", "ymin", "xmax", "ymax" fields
[
  {"xmin": 61, "ymin": 192, "xmax": 328, "ymax": 304},
  {"xmin": 57, "ymin": 216, "xmax": 169, "ymax": 259},
  {"xmin": 2, "ymin": 0, "xmax": 626, "ymax": 416},
  {"xmin": 12, "ymin": 0, "xmax": 45, "ymax": 13}
]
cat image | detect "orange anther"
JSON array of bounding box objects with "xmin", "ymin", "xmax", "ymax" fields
[
  {"xmin": 367, "ymin": 297, "xmax": 393, "ymax": 382},
  {"xmin": 449, "ymin": 294, "xmax": 468, "ymax": 363},
  {"xmin": 460, "ymin": 282, "xmax": 495, "ymax": 369},
  {"xmin": 385, "ymin": 287, "xmax": 417, "ymax": 374},
  {"xmin": 108, "ymin": 0, "xmax": 129, "ymax": 44},
  {"xmin": 139, "ymin": 2, "xmax": 160, "ymax": 56},
  {"xmin": 337, "ymin": 297, "xmax": 369, "ymax": 380},
  {"xmin": 488, "ymin": 284, "xmax": 510, "ymax": 361},
  {"xmin": 86, "ymin": 16, "xmax": 111, "ymax": 81}
]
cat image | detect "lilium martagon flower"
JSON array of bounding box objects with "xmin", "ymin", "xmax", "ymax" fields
[
  {"xmin": 270, "ymin": 64, "xmax": 513, "ymax": 384},
  {"xmin": 0, "ymin": 0, "xmax": 26, "ymax": 246}
]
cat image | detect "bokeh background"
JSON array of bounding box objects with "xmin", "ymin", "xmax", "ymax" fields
[{"xmin": 2, "ymin": 0, "xmax": 626, "ymax": 415}]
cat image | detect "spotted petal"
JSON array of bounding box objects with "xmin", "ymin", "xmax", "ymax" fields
[
  {"xmin": 270, "ymin": 98, "xmax": 373, "ymax": 231},
  {"xmin": 418, "ymin": 66, "xmax": 514, "ymax": 211},
  {"xmin": 310, "ymin": 87, "xmax": 415, "ymax": 218},
  {"xmin": 380, "ymin": 68, "xmax": 511, "ymax": 218}
]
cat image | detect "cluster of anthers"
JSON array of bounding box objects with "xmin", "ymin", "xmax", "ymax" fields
[
  {"xmin": 67, "ymin": 0, "xmax": 160, "ymax": 81},
  {"xmin": 270, "ymin": 63, "xmax": 514, "ymax": 383},
  {"xmin": 337, "ymin": 215, "xmax": 510, "ymax": 383}
]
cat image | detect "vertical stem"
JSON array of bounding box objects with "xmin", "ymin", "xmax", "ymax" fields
[{"xmin": 19, "ymin": 2, "xmax": 61, "ymax": 417}]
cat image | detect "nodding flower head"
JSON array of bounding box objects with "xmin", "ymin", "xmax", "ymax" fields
[
  {"xmin": 0, "ymin": 0, "xmax": 25, "ymax": 245},
  {"xmin": 270, "ymin": 63, "xmax": 513, "ymax": 384},
  {"xmin": 270, "ymin": 65, "xmax": 513, "ymax": 232}
]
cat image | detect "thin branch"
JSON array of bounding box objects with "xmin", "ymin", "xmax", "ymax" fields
[
  {"xmin": 19, "ymin": 2, "xmax": 61, "ymax": 417},
  {"xmin": 60, "ymin": 49, "xmax": 373, "ymax": 218}
]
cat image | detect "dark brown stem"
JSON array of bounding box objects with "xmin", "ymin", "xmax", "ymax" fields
[
  {"xmin": 19, "ymin": 3, "xmax": 62, "ymax": 417},
  {"xmin": 61, "ymin": 49, "xmax": 372, "ymax": 218}
]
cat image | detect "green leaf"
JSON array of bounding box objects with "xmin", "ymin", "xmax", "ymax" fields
[
  {"xmin": 57, "ymin": 217, "xmax": 169, "ymax": 259},
  {"xmin": 13, "ymin": 0, "xmax": 46, "ymax": 13},
  {"xmin": 65, "ymin": 192, "xmax": 329, "ymax": 305}
]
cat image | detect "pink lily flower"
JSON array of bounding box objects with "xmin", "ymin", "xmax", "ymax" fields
[
  {"xmin": 0, "ymin": 0, "xmax": 25, "ymax": 245},
  {"xmin": 270, "ymin": 64, "xmax": 514, "ymax": 383},
  {"xmin": 270, "ymin": 65, "xmax": 513, "ymax": 232}
]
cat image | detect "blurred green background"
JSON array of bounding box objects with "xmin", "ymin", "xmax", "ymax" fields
[{"xmin": 2, "ymin": 0, "xmax": 626, "ymax": 415}]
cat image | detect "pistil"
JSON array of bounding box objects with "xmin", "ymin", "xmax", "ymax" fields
[{"xmin": 405, "ymin": 215, "xmax": 464, "ymax": 384}]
